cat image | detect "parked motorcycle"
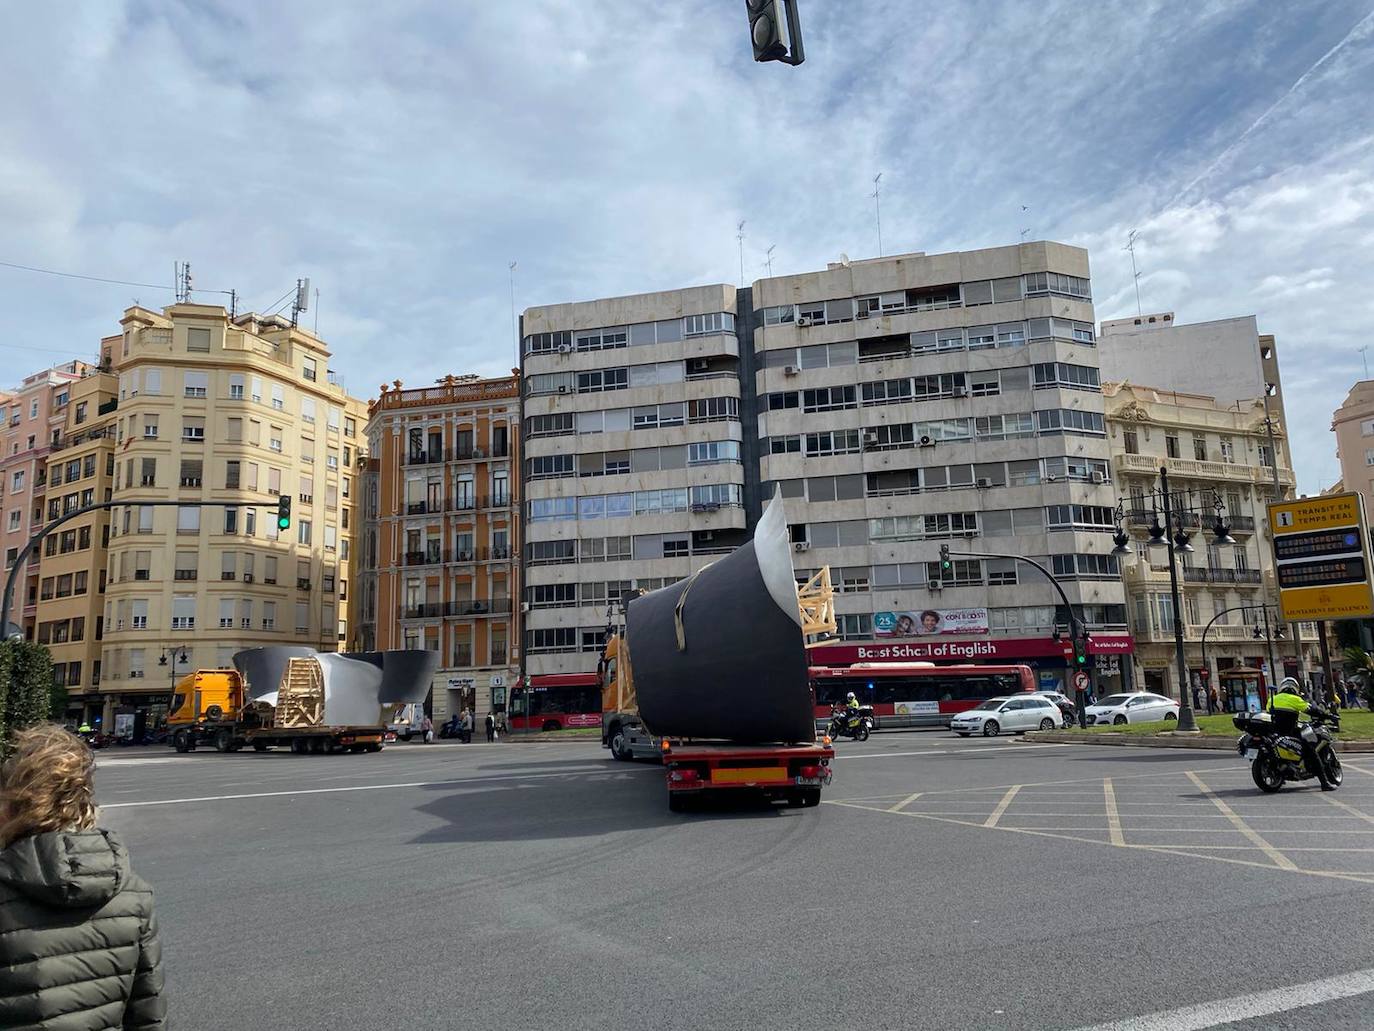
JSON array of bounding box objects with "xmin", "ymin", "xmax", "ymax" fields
[
  {"xmin": 828, "ymin": 704, "xmax": 875, "ymax": 742},
  {"xmin": 1235, "ymin": 709, "xmax": 1342, "ymax": 793}
]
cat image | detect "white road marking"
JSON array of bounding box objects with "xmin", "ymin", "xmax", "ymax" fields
[
  {"xmin": 839, "ymin": 743, "xmax": 1068, "ymax": 760},
  {"xmin": 1066, "ymin": 966, "xmax": 1374, "ymax": 1031},
  {"xmin": 983, "ymin": 785, "xmax": 1021, "ymax": 828},
  {"xmin": 1185, "ymin": 771, "xmax": 1297, "ymax": 870},
  {"xmin": 1103, "ymin": 777, "xmax": 1125, "ymax": 847},
  {"xmin": 1321, "ymin": 793, "xmax": 1374, "ymax": 826}
]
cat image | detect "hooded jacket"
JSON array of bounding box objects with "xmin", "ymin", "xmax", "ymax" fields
[{"xmin": 0, "ymin": 828, "xmax": 165, "ymax": 1030}]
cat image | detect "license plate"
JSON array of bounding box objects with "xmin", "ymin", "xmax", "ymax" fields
[{"xmin": 711, "ymin": 767, "xmax": 789, "ymax": 785}]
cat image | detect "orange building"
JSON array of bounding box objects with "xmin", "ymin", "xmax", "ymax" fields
[{"xmin": 361, "ymin": 373, "xmax": 520, "ymax": 722}]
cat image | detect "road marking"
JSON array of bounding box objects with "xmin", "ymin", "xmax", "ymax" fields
[
  {"xmin": 983, "ymin": 785, "xmax": 1021, "ymax": 828},
  {"xmin": 1185, "ymin": 771, "xmax": 1297, "ymax": 870},
  {"xmin": 1103, "ymin": 778, "xmax": 1125, "ymax": 846},
  {"xmin": 1065, "ymin": 966, "xmax": 1374, "ymax": 1031},
  {"xmin": 886, "ymin": 791, "xmax": 923, "ymax": 813},
  {"xmin": 1320, "ymin": 793, "xmax": 1374, "ymax": 826}
]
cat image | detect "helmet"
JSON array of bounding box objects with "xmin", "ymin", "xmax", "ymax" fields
[
  {"xmin": 1278, "ymin": 677, "xmax": 1301, "ymax": 695},
  {"xmin": 846, "ymin": 692, "xmax": 857, "ymax": 702}
]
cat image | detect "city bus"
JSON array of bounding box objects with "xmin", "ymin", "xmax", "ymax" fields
[
  {"xmin": 810, "ymin": 662, "xmax": 1036, "ymax": 729},
  {"xmin": 509, "ymin": 673, "xmax": 602, "ymax": 732}
]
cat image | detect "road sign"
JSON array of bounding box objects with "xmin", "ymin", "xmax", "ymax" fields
[
  {"xmin": 1073, "ymin": 671, "xmax": 1090, "ymax": 691},
  {"xmin": 1267, "ymin": 492, "xmax": 1374, "ymax": 622}
]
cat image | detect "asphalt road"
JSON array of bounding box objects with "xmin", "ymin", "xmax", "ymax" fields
[{"xmin": 94, "ymin": 733, "xmax": 1374, "ymax": 1030}]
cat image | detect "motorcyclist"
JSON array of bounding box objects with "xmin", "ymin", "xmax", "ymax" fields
[
  {"xmin": 1267, "ymin": 677, "xmax": 1334, "ymax": 790},
  {"xmin": 844, "ymin": 691, "xmax": 862, "ymax": 728}
]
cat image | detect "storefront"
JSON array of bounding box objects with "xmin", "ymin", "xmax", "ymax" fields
[{"xmin": 807, "ymin": 633, "xmax": 1135, "ymax": 695}]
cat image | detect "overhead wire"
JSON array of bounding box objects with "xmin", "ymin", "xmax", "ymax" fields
[{"xmin": 0, "ymin": 258, "xmax": 234, "ymax": 295}]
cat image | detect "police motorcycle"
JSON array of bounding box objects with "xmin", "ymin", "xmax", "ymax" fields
[
  {"xmin": 1234, "ymin": 706, "xmax": 1342, "ymax": 793},
  {"xmin": 828, "ymin": 698, "xmax": 875, "ymax": 741}
]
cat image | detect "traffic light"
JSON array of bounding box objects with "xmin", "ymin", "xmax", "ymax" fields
[
  {"xmin": 939, "ymin": 544, "xmax": 952, "ymax": 573},
  {"xmin": 745, "ymin": 0, "xmax": 803, "ymax": 65},
  {"xmin": 276, "ymin": 494, "xmax": 292, "ymax": 532},
  {"xmin": 1074, "ymin": 635, "xmax": 1090, "ymax": 666},
  {"xmin": 746, "ymin": 0, "xmax": 789, "ymax": 62}
]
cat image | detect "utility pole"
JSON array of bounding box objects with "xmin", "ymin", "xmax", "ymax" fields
[
  {"xmin": 508, "ymin": 261, "xmax": 519, "ymax": 368},
  {"xmin": 736, "ymin": 221, "xmax": 746, "ymax": 288},
  {"xmin": 872, "ymin": 173, "xmax": 883, "ymax": 257},
  {"xmin": 1361, "ymin": 344, "xmax": 1369, "ymax": 380},
  {"xmin": 1125, "ymin": 230, "xmax": 1143, "ymax": 316}
]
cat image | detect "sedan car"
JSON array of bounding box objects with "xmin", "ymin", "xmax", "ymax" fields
[
  {"xmin": 950, "ymin": 694, "xmax": 1065, "ymax": 737},
  {"xmin": 1083, "ymin": 692, "xmax": 1179, "ymax": 726}
]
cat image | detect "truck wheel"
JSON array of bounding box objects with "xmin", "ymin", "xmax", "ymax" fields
[
  {"xmin": 173, "ymin": 730, "xmax": 190, "ymax": 753},
  {"xmin": 214, "ymin": 730, "xmax": 232, "ymax": 753},
  {"xmin": 309, "ymin": 738, "xmax": 326, "ymax": 754},
  {"xmin": 609, "ymin": 727, "xmax": 630, "ymax": 761},
  {"xmin": 252, "ymin": 741, "xmax": 269, "ymax": 752},
  {"xmin": 668, "ymin": 793, "xmax": 689, "ymax": 813},
  {"xmin": 291, "ymin": 737, "xmax": 309, "ymax": 754},
  {"xmin": 366, "ymin": 743, "xmax": 382, "ymax": 753},
  {"xmin": 799, "ymin": 788, "xmax": 821, "ymax": 808}
]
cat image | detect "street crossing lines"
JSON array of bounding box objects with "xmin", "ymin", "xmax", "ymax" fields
[
  {"xmin": 1103, "ymin": 778, "xmax": 1125, "ymax": 846},
  {"xmin": 1185, "ymin": 771, "xmax": 1298, "ymax": 870},
  {"xmin": 982, "ymin": 786, "xmax": 1021, "ymax": 828}
]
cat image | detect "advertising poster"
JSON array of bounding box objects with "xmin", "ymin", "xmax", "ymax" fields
[{"xmin": 873, "ymin": 607, "xmax": 989, "ymax": 637}]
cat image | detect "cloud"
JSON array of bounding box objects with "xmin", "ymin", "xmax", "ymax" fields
[{"xmin": 0, "ymin": 0, "xmax": 1371, "ymax": 494}]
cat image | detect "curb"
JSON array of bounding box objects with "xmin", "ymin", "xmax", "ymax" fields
[
  {"xmin": 505, "ymin": 735, "xmax": 602, "ymax": 744},
  {"xmin": 1025, "ymin": 732, "xmax": 1374, "ymax": 753}
]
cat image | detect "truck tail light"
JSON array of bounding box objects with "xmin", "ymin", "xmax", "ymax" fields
[
  {"xmin": 668, "ymin": 768, "xmax": 701, "ymax": 784},
  {"xmin": 798, "ymin": 765, "xmax": 825, "ymax": 780}
]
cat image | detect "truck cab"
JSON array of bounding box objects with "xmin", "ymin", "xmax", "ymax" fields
[{"xmin": 599, "ymin": 632, "xmax": 661, "ymax": 762}]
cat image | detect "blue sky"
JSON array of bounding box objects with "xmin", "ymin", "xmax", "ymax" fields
[{"xmin": 2, "ymin": 0, "xmax": 1372, "ymax": 492}]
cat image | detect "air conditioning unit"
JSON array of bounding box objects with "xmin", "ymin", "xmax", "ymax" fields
[
  {"xmin": 976, "ymin": 477, "xmax": 993, "ymax": 489},
  {"xmin": 796, "ymin": 316, "xmax": 812, "ymax": 327},
  {"xmin": 557, "ymin": 385, "xmax": 570, "ymax": 394},
  {"xmin": 690, "ymin": 358, "xmax": 710, "ymax": 372},
  {"xmin": 1089, "ymin": 470, "xmax": 1105, "ymax": 484},
  {"xmin": 952, "ymin": 386, "xmax": 969, "ymax": 398},
  {"xmin": 243, "ymin": 573, "xmax": 254, "ymax": 583},
  {"xmin": 794, "ymin": 541, "xmax": 811, "ymax": 552},
  {"xmin": 918, "ymin": 435, "xmax": 936, "ymax": 448},
  {"xmin": 783, "ymin": 365, "xmax": 799, "ymax": 376},
  {"xmin": 862, "ymin": 431, "xmax": 879, "ymax": 446},
  {"xmin": 520, "ymin": 601, "xmax": 531, "ymax": 613},
  {"xmin": 929, "ymin": 580, "xmax": 944, "ymax": 591},
  {"xmin": 699, "ymin": 530, "xmax": 715, "ymax": 541},
  {"xmin": 557, "ymin": 343, "xmax": 573, "ymax": 354}
]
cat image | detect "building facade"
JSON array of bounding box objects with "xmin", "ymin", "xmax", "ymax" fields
[
  {"xmin": 98, "ymin": 303, "xmax": 366, "ymax": 726},
  {"xmin": 1103, "ymin": 381, "xmax": 1309, "ymax": 698},
  {"xmin": 361, "ymin": 374, "xmax": 520, "ymax": 723},
  {"xmin": 0, "ymin": 361, "xmax": 92, "ymax": 639},
  {"xmin": 1332, "ymin": 380, "xmax": 1374, "ymax": 501},
  {"xmin": 33, "ymin": 356, "xmax": 119, "ymax": 721},
  {"xmin": 520, "ymin": 285, "xmax": 748, "ymax": 678},
  {"xmin": 518, "ymin": 243, "xmax": 1133, "ymax": 694}
]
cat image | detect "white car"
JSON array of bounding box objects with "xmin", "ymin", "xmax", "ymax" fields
[
  {"xmin": 950, "ymin": 694, "xmax": 1065, "ymax": 737},
  {"xmin": 1084, "ymin": 692, "xmax": 1179, "ymax": 726}
]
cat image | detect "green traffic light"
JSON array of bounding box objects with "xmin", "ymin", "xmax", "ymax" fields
[{"xmin": 277, "ymin": 517, "xmax": 291, "ymax": 531}]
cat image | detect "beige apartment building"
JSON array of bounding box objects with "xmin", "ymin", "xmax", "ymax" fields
[
  {"xmin": 361, "ymin": 374, "xmax": 520, "ymax": 722},
  {"xmin": 0, "ymin": 361, "xmax": 92, "ymax": 639},
  {"xmin": 33, "ymin": 356, "xmax": 119, "ymax": 721},
  {"xmin": 98, "ymin": 303, "xmax": 366, "ymax": 725},
  {"xmin": 1331, "ymin": 380, "xmax": 1374, "ymax": 501},
  {"xmin": 1104, "ymin": 381, "xmax": 1310, "ymax": 699}
]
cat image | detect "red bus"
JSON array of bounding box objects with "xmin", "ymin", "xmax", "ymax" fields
[
  {"xmin": 810, "ymin": 662, "xmax": 1036, "ymax": 729},
  {"xmin": 509, "ymin": 673, "xmax": 602, "ymax": 732}
]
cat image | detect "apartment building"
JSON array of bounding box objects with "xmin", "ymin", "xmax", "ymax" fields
[
  {"xmin": 99, "ymin": 303, "xmax": 366, "ymax": 724},
  {"xmin": 0, "ymin": 361, "xmax": 92, "ymax": 638},
  {"xmin": 361, "ymin": 373, "xmax": 519, "ymax": 722},
  {"xmin": 518, "ymin": 244, "xmax": 1133, "ymax": 694},
  {"xmin": 1331, "ymin": 380, "xmax": 1374, "ymax": 501},
  {"xmin": 520, "ymin": 285, "xmax": 747, "ymax": 676},
  {"xmin": 33, "ymin": 356, "xmax": 119, "ymax": 722},
  {"xmin": 756, "ymin": 243, "xmax": 1128, "ymax": 692},
  {"xmin": 1103, "ymin": 381, "xmax": 1308, "ymax": 697}
]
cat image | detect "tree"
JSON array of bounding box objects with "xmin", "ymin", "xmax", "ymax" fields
[
  {"xmin": 0, "ymin": 639, "xmax": 54, "ymax": 755},
  {"xmin": 1343, "ymin": 647, "xmax": 1374, "ymax": 709}
]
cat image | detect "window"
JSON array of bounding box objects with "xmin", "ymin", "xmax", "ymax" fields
[
  {"xmin": 271, "ymin": 383, "xmax": 285, "ymax": 410},
  {"xmin": 1123, "ymin": 429, "xmax": 1139, "ymax": 455},
  {"xmin": 6, "ymin": 510, "xmax": 18, "ymax": 531},
  {"xmin": 1045, "ymin": 505, "xmax": 1116, "ymax": 530},
  {"xmin": 576, "ymin": 368, "xmax": 628, "ymax": 393},
  {"xmin": 1220, "ymin": 438, "xmax": 1235, "ymax": 463},
  {"xmin": 303, "ymin": 356, "xmax": 317, "ymax": 382},
  {"xmin": 224, "ymin": 507, "xmax": 238, "ymax": 534},
  {"xmin": 131, "ymin": 599, "xmax": 149, "ymax": 630},
  {"xmin": 804, "ymin": 430, "xmax": 862, "ymax": 457},
  {"xmin": 177, "ymin": 506, "xmax": 201, "ymax": 534},
  {"xmin": 179, "ymin": 459, "xmax": 202, "ymax": 487},
  {"xmin": 182, "ymin": 417, "xmax": 205, "ymax": 441},
  {"xmin": 301, "ymin": 437, "xmax": 314, "ymax": 462},
  {"xmin": 1165, "ymin": 434, "xmax": 1179, "ymax": 459},
  {"xmin": 1032, "ymin": 363, "xmax": 1100, "ymax": 391},
  {"xmin": 262, "ymin": 601, "xmax": 276, "ymax": 631},
  {"xmin": 184, "ymin": 371, "xmax": 209, "ymax": 398},
  {"xmin": 186, "ymin": 327, "xmax": 211, "ymax": 352},
  {"xmin": 687, "ymin": 440, "xmax": 741, "ymax": 465},
  {"xmin": 10, "ymin": 470, "xmax": 23, "ymax": 492},
  {"xmin": 1036, "ymin": 409, "xmax": 1104, "ymax": 436},
  {"xmin": 1193, "ymin": 435, "xmax": 1207, "ymax": 461},
  {"xmin": 298, "ymin": 520, "xmax": 312, "ymax": 545},
  {"xmin": 688, "ymin": 397, "xmax": 738, "ymax": 423},
  {"xmin": 802, "ymin": 385, "xmax": 857, "ymax": 412},
  {"xmin": 301, "ymin": 396, "xmax": 317, "ymax": 424}
]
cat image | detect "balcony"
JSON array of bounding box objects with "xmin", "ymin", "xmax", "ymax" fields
[
  {"xmin": 1115, "ymin": 453, "xmax": 1296, "ymax": 488},
  {"xmin": 173, "ymin": 569, "xmax": 198, "ymax": 581},
  {"xmin": 399, "ymin": 598, "xmax": 513, "ymax": 620},
  {"xmin": 1181, "ymin": 567, "xmax": 1263, "ymax": 586},
  {"xmin": 403, "ymin": 545, "xmax": 511, "ymax": 567}
]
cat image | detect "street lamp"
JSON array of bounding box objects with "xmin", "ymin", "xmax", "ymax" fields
[
  {"xmin": 1111, "ymin": 467, "xmax": 1236, "ymax": 733},
  {"xmin": 158, "ymin": 647, "xmax": 188, "ymax": 693}
]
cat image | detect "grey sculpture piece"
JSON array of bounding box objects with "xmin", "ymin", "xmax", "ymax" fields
[{"xmin": 233, "ymin": 647, "xmax": 439, "ymax": 727}]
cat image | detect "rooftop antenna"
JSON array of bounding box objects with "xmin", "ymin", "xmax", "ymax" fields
[
  {"xmin": 313, "ymin": 287, "xmax": 320, "ymax": 335},
  {"xmin": 1361, "ymin": 344, "xmax": 1370, "ymax": 380},
  {"xmin": 764, "ymin": 244, "xmax": 776, "ymax": 278},
  {"xmin": 509, "ymin": 261, "xmax": 519, "ymax": 368},
  {"xmin": 290, "ymin": 277, "xmax": 310, "ymax": 327},
  {"xmin": 174, "ymin": 262, "xmax": 193, "ymax": 303},
  {"xmin": 872, "ymin": 173, "xmax": 883, "ymax": 257},
  {"xmin": 1125, "ymin": 229, "xmax": 1143, "ymax": 316},
  {"xmin": 736, "ymin": 220, "xmax": 746, "ymax": 287}
]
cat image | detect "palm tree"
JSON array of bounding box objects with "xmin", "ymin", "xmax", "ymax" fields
[{"xmin": 1343, "ymin": 647, "xmax": 1374, "ymax": 708}]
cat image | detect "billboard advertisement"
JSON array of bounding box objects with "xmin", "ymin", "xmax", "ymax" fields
[{"xmin": 873, "ymin": 607, "xmax": 989, "ymax": 637}]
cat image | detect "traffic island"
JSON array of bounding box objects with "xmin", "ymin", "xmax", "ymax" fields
[{"xmin": 1026, "ymin": 712, "xmax": 1374, "ymax": 752}]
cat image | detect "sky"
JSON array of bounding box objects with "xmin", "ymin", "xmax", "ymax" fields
[{"xmin": 1, "ymin": 0, "xmax": 1372, "ymax": 493}]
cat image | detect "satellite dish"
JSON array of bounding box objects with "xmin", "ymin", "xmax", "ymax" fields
[{"xmin": 839, "ymin": 253, "xmax": 851, "ymax": 267}]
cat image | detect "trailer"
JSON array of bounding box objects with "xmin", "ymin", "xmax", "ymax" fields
[{"xmin": 661, "ymin": 739, "xmax": 834, "ymax": 812}]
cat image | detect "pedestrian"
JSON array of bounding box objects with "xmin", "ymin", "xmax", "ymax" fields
[
  {"xmin": 462, "ymin": 708, "xmax": 473, "ymax": 743},
  {"xmin": 484, "ymin": 712, "xmax": 495, "ymax": 743},
  {"xmin": 421, "ymin": 714, "xmax": 434, "ymax": 743},
  {"xmin": 1207, "ymin": 684, "xmax": 1219, "ymax": 716},
  {"xmin": 0, "ymin": 723, "xmax": 166, "ymax": 1029},
  {"xmin": 1192, "ymin": 684, "xmax": 1202, "ymax": 712}
]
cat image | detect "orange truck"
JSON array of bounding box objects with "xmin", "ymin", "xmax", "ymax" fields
[{"xmin": 166, "ymin": 667, "xmax": 386, "ymax": 755}]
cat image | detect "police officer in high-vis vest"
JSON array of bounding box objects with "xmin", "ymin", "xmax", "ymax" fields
[{"xmin": 1267, "ymin": 678, "xmax": 1335, "ymax": 791}]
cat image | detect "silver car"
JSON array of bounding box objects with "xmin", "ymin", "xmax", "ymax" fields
[{"xmin": 950, "ymin": 695, "xmax": 1065, "ymax": 737}]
